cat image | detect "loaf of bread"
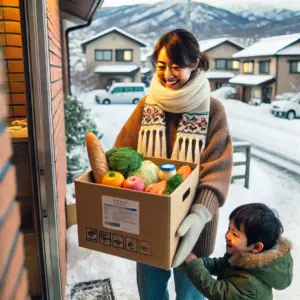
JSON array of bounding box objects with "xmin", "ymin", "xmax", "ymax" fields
[{"xmin": 86, "ymin": 132, "xmax": 109, "ymax": 183}]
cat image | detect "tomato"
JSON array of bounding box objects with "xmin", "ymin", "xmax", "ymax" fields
[{"xmin": 102, "ymin": 171, "xmax": 125, "ymax": 187}]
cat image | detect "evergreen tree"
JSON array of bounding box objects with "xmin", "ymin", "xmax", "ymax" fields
[{"xmin": 64, "ymin": 96, "xmax": 102, "ymax": 173}]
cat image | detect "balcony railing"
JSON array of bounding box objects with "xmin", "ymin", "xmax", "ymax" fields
[{"xmin": 231, "ymin": 141, "xmax": 251, "ymax": 189}]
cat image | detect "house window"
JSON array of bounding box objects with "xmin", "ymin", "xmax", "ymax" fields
[
  {"xmin": 116, "ymin": 49, "xmax": 133, "ymax": 62},
  {"xmin": 95, "ymin": 50, "xmax": 112, "ymax": 61},
  {"xmin": 259, "ymin": 61, "xmax": 270, "ymax": 74},
  {"xmin": 215, "ymin": 59, "xmax": 240, "ymax": 70},
  {"xmin": 243, "ymin": 61, "xmax": 254, "ymax": 74},
  {"xmin": 290, "ymin": 61, "xmax": 300, "ymax": 74},
  {"xmin": 232, "ymin": 60, "xmax": 240, "ymax": 70},
  {"xmin": 227, "ymin": 60, "xmax": 240, "ymax": 70},
  {"xmin": 215, "ymin": 59, "xmax": 226, "ymax": 69}
]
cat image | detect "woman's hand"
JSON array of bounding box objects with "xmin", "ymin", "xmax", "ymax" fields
[
  {"xmin": 172, "ymin": 204, "xmax": 212, "ymax": 268},
  {"xmin": 185, "ymin": 253, "xmax": 197, "ymax": 264}
]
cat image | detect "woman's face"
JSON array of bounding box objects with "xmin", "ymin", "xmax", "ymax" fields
[{"xmin": 156, "ymin": 47, "xmax": 197, "ymax": 90}]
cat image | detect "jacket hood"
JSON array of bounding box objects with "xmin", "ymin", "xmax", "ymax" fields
[{"xmin": 229, "ymin": 237, "xmax": 293, "ymax": 290}]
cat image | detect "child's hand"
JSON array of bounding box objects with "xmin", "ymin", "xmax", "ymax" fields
[{"xmin": 185, "ymin": 253, "xmax": 197, "ymax": 264}]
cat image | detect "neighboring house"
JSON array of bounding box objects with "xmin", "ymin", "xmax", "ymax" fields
[
  {"xmin": 199, "ymin": 38, "xmax": 244, "ymax": 90},
  {"xmin": 0, "ymin": 0, "xmax": 102, "ymax": 299},
  {"xmin": 81, "ymin": 27, "xmax": 146, "ymax": 89},
  {"xmin": 230, "ymin": 33, "xmax": 300, "ymax": 103}
]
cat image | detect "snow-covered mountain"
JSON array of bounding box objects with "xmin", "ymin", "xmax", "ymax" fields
[{"xmin": 91, "ymin": 1, "xmax": 300, "ymax": 41}]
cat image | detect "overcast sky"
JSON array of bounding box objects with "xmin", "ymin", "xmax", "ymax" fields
[{"xmin": 102, "ymin": 0, "xmax": 300, "ymax": 10}]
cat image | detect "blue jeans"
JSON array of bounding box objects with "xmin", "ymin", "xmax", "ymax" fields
[{"xmin": 137, "ymin": 263, "xmax": 205, "ymax": 300}]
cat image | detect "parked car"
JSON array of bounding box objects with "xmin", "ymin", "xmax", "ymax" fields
[
  {"xmin": 95, "ymin": 83, "xmax": 146, "ymax": 104},
  {"xmin": 270, "ymin": 93, "xmax": 300, "ymax": 120},
  {"xmin": 275, "ymin": 92, "xmax": 296, "ymax": 101}
]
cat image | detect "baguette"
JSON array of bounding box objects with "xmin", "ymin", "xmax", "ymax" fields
[{"xmin": 86, "ymin": 132, "xmax": 109, "ymax": 183}]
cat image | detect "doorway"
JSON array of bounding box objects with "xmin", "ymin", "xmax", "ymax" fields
[{"xmin": 262, "ymin": 86, "xmax": 272, "ymax": 103}]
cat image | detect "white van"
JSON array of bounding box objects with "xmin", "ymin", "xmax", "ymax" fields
[
  {"xmin": 270, "ymin": 93, "xmax": 300, "ymax": 120},
  {"xmin": 95, "ymin": 83, "xmax": 146, "ymax": 105}
]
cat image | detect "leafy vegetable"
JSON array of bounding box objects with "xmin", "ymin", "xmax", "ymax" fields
[
  {"xmin": 105, "ymin": 147, "xmax": 143, "ymax": 177},
  {"xmin": 128, "ymin": 160, "xmax": 159, "ymax": 186},
  {"xmin": 163, "ymin": 174, "xmax": 183, "ymax": 195}
]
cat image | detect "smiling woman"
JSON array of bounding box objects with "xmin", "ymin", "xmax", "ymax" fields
[
  {"xmin": 114, "ymin": 28, "xmax": 233, "ymax": 300},
  {"xmin": 152, "ymin": 29, "xmax": 209, "ymax": 90}
]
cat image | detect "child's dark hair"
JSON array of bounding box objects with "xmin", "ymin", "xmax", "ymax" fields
[
  {"xmin": 151, "ymin": 28, "xmax": 209, "ymax": 72},
  {"xmin": 229, "ymin": 203, "xmax": 283, "ymax": 251}
]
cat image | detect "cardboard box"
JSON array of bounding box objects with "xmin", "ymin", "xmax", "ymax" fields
[
  {"xmin": 66, "ymin": 203, "xmax": 77, "ymax": 228},
  {"xmin": 75, "ymin": 157, "xmax": 199, "ymax": 270}
]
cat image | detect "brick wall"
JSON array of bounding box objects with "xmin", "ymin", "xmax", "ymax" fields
[
  {"xmin": 0, "ymin": 0, "xmax": 26, "ymax": 118},
  {"xmin": 0, "ymin": 37, "xmax": 29, "ymax": 299},
  {"xmin": 46, "ymin": 0, "xmax": 67, "ymax": 296}
]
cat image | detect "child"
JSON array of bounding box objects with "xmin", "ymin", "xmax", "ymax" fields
[{"xmin": 184, "ymin": 203, "xmax": 293, "ymax": 300}]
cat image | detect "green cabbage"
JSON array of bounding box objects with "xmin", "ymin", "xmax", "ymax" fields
[{"xmin": 128, "ymin": 160, "xmax": 159, "ymax": 186}]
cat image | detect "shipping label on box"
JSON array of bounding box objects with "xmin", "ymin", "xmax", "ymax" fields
[{"xmin": 102, "ymin": 195, "xmax": 140, "ymax": 235}]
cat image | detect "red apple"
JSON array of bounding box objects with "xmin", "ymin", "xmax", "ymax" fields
[{"xmin": 123, "ymin": 176, "xmax": 145, "ymax": 191}]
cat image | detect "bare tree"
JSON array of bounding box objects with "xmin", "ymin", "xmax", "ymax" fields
[
  {"xmin": 71, "ymin": 66, "xmax": 98, "ymax": 98},
  {"xmin": 290, "ymin": 79, "xmax": 300, "ymax": 92}
]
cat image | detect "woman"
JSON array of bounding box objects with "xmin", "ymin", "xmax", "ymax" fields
[{"xmin": 114, "ymin": 29, "xmax": 233, "ymax": 300}]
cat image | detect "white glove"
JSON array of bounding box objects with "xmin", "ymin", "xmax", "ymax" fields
[{"xmin": 172, "ymin": 204, "xmax": 212, "ymax": 268}]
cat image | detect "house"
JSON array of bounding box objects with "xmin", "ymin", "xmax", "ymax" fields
[
  {"xmin": 81, "ymin": 27, "xmax": 147, "ymax": 89},
  {"xmin": 0, "ymin": 0, "xmax": 102, "ymax": 299},
  {"xmin": 230, "ymin": 33, "xmax": 300, "ymax": 103},
  {"xmin": 199, "ymin": 38, "xmax": 244, "ymax": 90}
]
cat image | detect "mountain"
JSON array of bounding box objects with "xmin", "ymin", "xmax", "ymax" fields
[
  {"xmin": 206, "ymin": 0, "xmax": 300, "ymax": 13},
  {"xmin": 90, "ymin": 1, "xmax": 300, "ymax": 43}
]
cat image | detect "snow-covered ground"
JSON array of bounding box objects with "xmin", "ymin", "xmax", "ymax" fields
[
  {"xmin": 66, "ymin": 91, "xmax": 300, "ymax": 299},
  {"xmin": 217, "ymin": 99, "xmax": 300, "ymax": 166}
]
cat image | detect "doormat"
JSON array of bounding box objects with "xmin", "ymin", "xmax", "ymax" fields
[{"xmin": 70, "ymin": 278, "xmax": 115, "ymax": 300}]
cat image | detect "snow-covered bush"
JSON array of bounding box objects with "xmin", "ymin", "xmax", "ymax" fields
[{"xmin": 211, "ymin": 86, "xmax": 236, "ymax": 100}]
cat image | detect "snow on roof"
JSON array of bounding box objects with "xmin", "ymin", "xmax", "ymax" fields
[
  {"xmin": 141, "ymin": 68, "xmax": 152, "ymax": 74},
  {"xmin": 81, "ymin": 27, "xmax": 146, "ymax": 48},
  {"xmin": 199, "ymin": 38, "xmax": 244, "ymax": 52},
  {"xmin": 94, "ymin": 65, "xmax": 139, "ymax": 74},
  {"xmin": 233, "ymin": 33, "xmax": 300, "ymax": 58},
  {"xmin": 229, "ymin": 74, "xmax": 275, "ymax": 86},
  {"xmin": 277, "ymin": 42, "xmax": 300, "ymax": 56},
  {"xmin": 205, "ymin": 71, "xmax": 235, "ymax": 79}
]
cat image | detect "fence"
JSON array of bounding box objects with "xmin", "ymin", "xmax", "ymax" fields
[{"xmin": 231, "ymin": 141, "xmax": 251, "ymax": 189}]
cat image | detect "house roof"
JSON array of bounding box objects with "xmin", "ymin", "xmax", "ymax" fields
[
  {"xmin": 60, "ymin": 0, "xmax": 102, "ymax": 23},
  {"xmin": 277, "ymin": 43, "xmax": 300, "ymax": 56},
  {"xmin": 205, "ymin": 71, "xmax": 235, "ymax": 79},
  {"xmin": 229, "ymin": 74, "xmax": 275, "ymax": 86},
  {"xmin": 94, "ymin": 65, "xmax": 139, "ymax": 74},
  {"xmin": 233, "ymin": 33, "xmax": 300, "ymax": 58},
  {"xmin": 199, "ymin": 38, "xmax": 244, "ymax": 52},
  {"xmin": 81, "ymin": 27, "xmax": 146, "ymax": 51},
  {"xmin": 141, "ymin": 68, "xmax": 152, "ymax": 74}
]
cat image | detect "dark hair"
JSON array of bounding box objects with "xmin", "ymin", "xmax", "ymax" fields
[
  {"xmin": 229, "ymin": 203, "xmax": 283, "ymax": 251},
  {"xmin": 151, "ymin": 28, "xmax": 209, "ymax": 72}
]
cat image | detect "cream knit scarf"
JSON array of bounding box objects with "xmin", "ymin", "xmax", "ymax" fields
[{"xmin": 137, "ymin": 71, "xmax": 211, "ymax": 164}]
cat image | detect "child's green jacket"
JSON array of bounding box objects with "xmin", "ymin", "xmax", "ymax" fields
[{"xmin": 185, "ymin": 238, "xmax": 293, "ymax": 300}]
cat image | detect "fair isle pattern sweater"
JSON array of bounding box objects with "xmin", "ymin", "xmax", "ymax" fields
[{"xmin": 114, "ymin": 96, "xmax": 233, "ymax": 257}]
